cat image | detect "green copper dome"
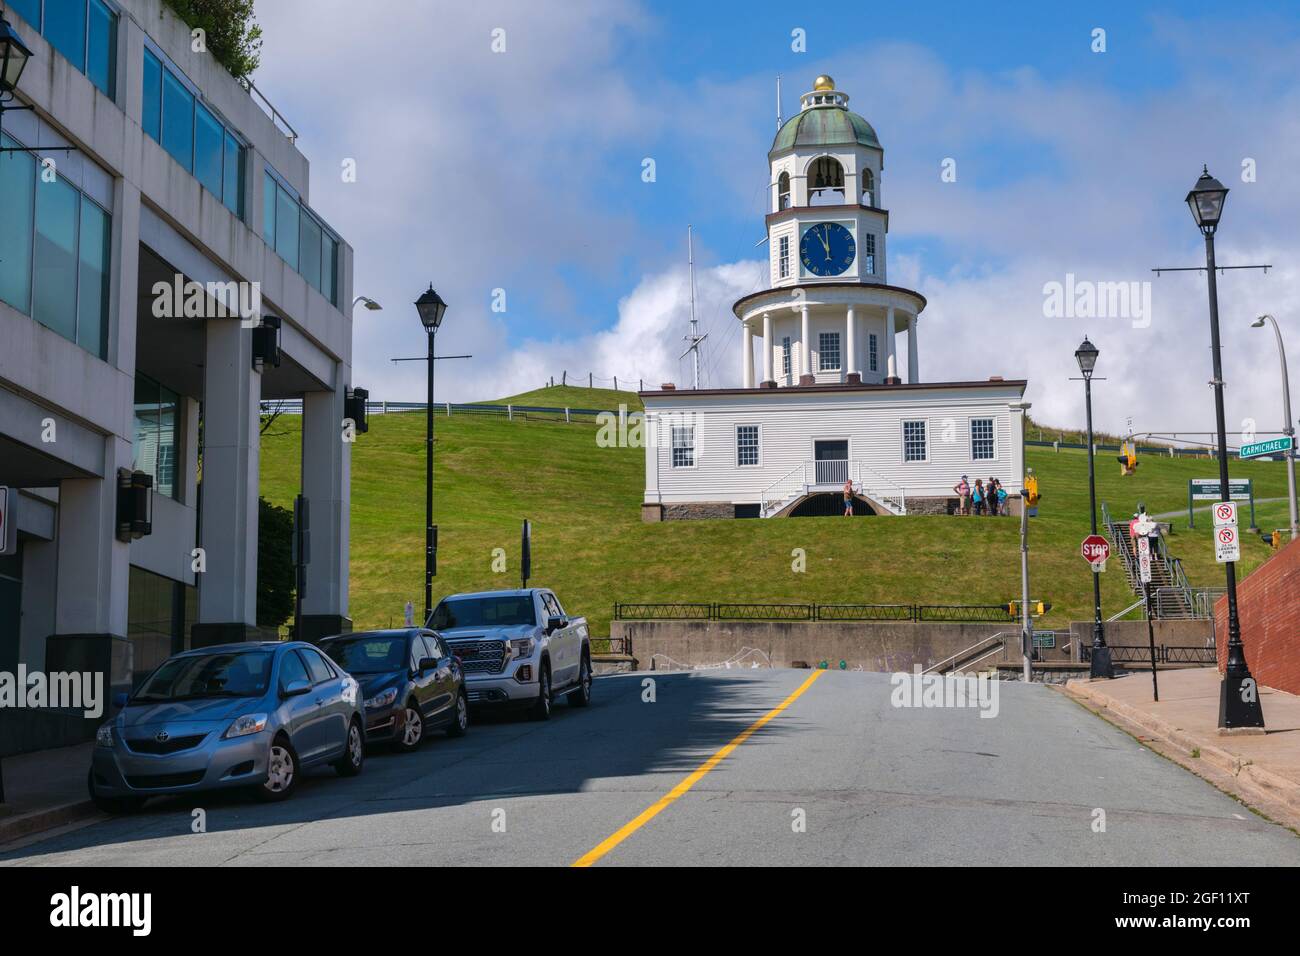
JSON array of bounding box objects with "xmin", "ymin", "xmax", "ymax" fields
[{"xmin": 770, "ymin": 106, "xmax": 881, "ymax": 156}]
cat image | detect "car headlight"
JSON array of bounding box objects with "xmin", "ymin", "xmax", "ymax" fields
[
  {"xmin": 224, "ymin": 713, "xmax": 268, "ymax": 739},
  {"xmin": 364, "ymin": 687, "xmax": 398, "ymax": 710},
  {"xmin": 95, "ymin": 723, "xmax": 115, "ymax": 748},
  {"xmin": 509, "ymin": 637, "xmax": 535, "ymax": 659}
]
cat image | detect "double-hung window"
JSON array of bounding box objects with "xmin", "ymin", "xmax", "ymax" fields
[
  {"xmin": 869, "ymin": 333, "xmax": 878, "ymax": 372},
  {"xmin": 778, "ymin": 235, "xmax": 790, "ymax": 279},
  {"xmin": 818, "ymin": 332, "xmax": 841, "ymax": 371},
  {"xmin": 736, "ymin": 425, "xmax": 760, "ymax": 466},
  {"xmin": 671, "ymin": 426, "xmax": 695, "ymax": 468},
  {"xmin": 902, "ymin": 420, "xmax": 928, "ymax": 462},
  {"xmin": 863, "ymin": 233, "xmax": 876, "ymax": 275},
  {"xmin": 781, "ymin": 336, "xmax": 791, "ymax": 377},
  {"xmin": 971, "ymin": 418, "xmax": 996, "ymax": 460}
]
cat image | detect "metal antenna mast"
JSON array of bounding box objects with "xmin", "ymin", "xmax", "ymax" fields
[
  {"xmin": 776, "ymin": 75, "xmax": 783, "ymax": 130},
  {"xmin": 681, "ymin": 225, "xmax": 707, "ymax": 388}
]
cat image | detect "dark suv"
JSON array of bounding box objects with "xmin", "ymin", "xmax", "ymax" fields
[{"xmin": 320, "ymin": 629, "xmax": 467, "ymax": 752}]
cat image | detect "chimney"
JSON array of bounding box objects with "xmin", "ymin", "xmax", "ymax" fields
[
  {"xmin": 988, "ymin": 376, "xmax": 1004, "ymax": 382},
  {"xmin": 660, "ymin": 383, "xmax": 676, "ymax": 390}
]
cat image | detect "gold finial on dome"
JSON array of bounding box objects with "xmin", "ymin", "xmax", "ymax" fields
[{"xmin": 813, "ymin": 75, "xmax": 835, "ymax": 91}]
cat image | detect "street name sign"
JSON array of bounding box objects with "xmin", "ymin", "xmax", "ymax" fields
[{"xmin": 1239, "ymin": 436, "xmax": 1293, "ymax": 460}]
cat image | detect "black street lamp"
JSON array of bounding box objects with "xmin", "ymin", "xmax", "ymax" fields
[
  {"xmin": 1185, "ymin": 167, "xmax": 1265, "ymax": 729},
  {"xmin": 415, "ymin": 285, "xmax": 448, "ymax": 624},
  {"xmin": 1075, "ymin": 336, "xmax": 1112, "ymax": 679},
  {"xmin": 0, "ymin": 15, "xmax": 33, "ymax": 98}
]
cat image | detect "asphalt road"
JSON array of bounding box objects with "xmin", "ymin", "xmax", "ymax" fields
[{"xmin": 2, "ymin": 669, "xmax": 1298, "ymax": 866}]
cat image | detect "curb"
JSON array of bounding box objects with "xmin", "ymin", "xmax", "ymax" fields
[
  {"xmin": 1064, "ymin": 680, "xmax": 1300, "ymax": 816},
  {"xmin": 0, "ymin": 800, "xmax": 100, "ymax": 846}
]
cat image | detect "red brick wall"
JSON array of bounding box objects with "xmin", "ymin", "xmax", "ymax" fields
[{"xmin": 1215, "ymin": 535, "xmax": 1300, "ymax": 695}]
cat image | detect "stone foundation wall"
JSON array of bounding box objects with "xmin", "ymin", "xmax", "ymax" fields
[{"xmin": 660, "ymin": 501, "xmax": 735, "ymax": 521}]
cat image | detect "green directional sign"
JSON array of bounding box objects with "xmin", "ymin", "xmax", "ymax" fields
[{"xmin": 1239, "ymin": 436, "xmax": 1293, "ymax": 460}]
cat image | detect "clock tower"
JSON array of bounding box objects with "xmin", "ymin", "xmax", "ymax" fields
[{"xmin": 733, "ymin": 76, "xmax": 925, "ymax": 388}]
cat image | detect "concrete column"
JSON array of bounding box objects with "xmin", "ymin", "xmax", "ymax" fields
[
  {"xmin": 299, "ymin": 369, "xmax": 352, "ymax": 641},
  {"xmin": 742, "ymin": 321, "xmax": 755, "ymax": 388},
  {"xmin": 761, "ymin": 312, "xmax": 774, "ymax": 386},
  {"xmin": 799, "ymin": 304, "xmax": 813, "ymax": 385},
  {"xmin": 907, "ymin": 313, "xmax": 919, "ymax": 383},
  {"xmin": 885, "ymin": 306, "xmax": 898, "ymax": 383},
  {"xmin": 195, "ymin": 319, "xmax": 261, "ymax": 644},
  {"xmin": 845, "ymin": 306, "xmax": 859, "ymax": 384},
  {"xmin": 49, "ymin": 437, "xmax": 135, "ymax": 695}
]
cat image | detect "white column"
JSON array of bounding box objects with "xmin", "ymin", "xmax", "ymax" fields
[
  {"xmin": 885, "ymin": 306, "xmax": 898, "ymax": 381},
  {"xmin": 742, "ymin": 320, "xmax": 755, "ymax": 388},
  {"xmin": 197, "ymin": 318, "xmax": 261, "ymax": 640},
  {"xmin": 800, "ymin": 304, "xmax": 811, "ymax": 380},
  {"xmin": 761, "ymin": 312, "xmax": 773, "ymax": 384},
  {"xmin": 907, "ymin": 314, "xmax": 919, "ymax": 383},
  {"xmin": 845, "ymin": 306, "xmax": 857, "ymax": 381},
  {"xmin": 300, "ymin": 366, "xmax": 352, "ymax": 639}
]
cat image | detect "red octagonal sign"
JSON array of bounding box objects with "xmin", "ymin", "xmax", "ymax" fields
[{"xmin": 1080, "ymin": 534, "xmax": 1110, "ymax": 563}]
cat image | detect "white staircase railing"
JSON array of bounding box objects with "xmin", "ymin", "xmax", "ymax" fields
[{"xmin": 760, "ymin": 464, "xmax": 808, "ymax": 517}]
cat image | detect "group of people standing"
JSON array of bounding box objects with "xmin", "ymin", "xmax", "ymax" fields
[{"xmin": 952, "ymin": 475, "xmax": 1008, "ymax": 516}]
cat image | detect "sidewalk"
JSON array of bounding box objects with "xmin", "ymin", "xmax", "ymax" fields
[
  {"xmin": 1065, "ymin": 668, "xmax": 1300, "ymax": 828},
  {"xmin": 0, "ymin": 742, "xmax": 100, "ymax": 845}
]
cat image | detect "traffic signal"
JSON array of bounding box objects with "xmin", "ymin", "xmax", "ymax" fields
[
  {"xmin": 1024, "ymin": 473, "xmax": 1040, "ymax": 506},
  {"xmin": 1003, "ymin": 600, "xmax": 1052, "ymax": 618},
  {"xmin": 1118, "ymin": 441, "xmax": 1138, "ymax": 476}
]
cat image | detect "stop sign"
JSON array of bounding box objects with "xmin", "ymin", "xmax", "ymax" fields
[{"xmin": 1080, "ymin": 534, "xmax": 1110, "ymax": 563}]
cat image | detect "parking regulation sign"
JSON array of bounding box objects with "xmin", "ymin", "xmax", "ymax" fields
[
  {"xmin": 1136, "ymin": 535, "xmax": 1153, "ymax": 583},
  {"xmin": 1215, "ymin": 524, "xmax": 1241, "ymax": 563},
  {"xmin": 1212, "ymin": 501, "xmax": 1238, "ymax": 527}
]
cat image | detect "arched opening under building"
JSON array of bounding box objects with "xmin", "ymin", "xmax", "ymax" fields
[{"xmin": 788, "ymin": 493, "xmax": 879, "ymax": 517}]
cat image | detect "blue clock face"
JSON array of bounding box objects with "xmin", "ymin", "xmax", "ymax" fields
[{"xmin": 800, "ymin": 222, "xmax": 856, "ymax": 277}]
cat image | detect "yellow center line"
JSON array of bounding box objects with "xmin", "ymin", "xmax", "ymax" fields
[{"xmin": 571, "ymin": 668, "xmax": 826, "ymax": 867}]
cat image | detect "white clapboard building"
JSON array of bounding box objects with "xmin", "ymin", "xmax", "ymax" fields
[{"xmin": 640, "ymin": 75, "xmax": 1029, "ymax": 521}]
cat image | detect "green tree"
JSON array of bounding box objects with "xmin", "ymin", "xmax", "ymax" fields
[
  {"xmin": 257, "ymin": 496, "xmax": 295, "ymax": 633},
  {"xmin": 163, "ymin": 0, "xmax": 263, "ymax": 79}
]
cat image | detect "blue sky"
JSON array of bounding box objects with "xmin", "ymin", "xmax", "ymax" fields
[{"xmin": 253, "ymin": 0, "xmax": 1300, "ymax": 435}]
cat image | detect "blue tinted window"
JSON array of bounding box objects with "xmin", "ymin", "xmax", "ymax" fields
[
  {"xmin": 142, "ymin": 50, "xmax": 162, "ymax": 140},
  {"xmin": 274, "ymin": 184, "xmax": 298, "ymax": 268},
  {"xmin": 299, "ymin": 213, "xmax": 322, "ymax": 292},
  {"xmin": 161, "ymin": 70, "xmax": 194, "ymax": 171},
  {"xmin": 87, "ymin": 0, "xmax": 116, "ymax": 97},
  {"xmin": 322, "ymin": 236, "xmax": 337, "ymax": 305},
  {"xmin": 9, "ymin": 0, "xmax": 41, "ymax": 29},
  {"xmin": 33, "ymin": 178, "xmax": 81, "ymax": 343},
  {"xmin": 222, "ymin": 131, "xmax": 243, "ymax": 215},
  {"xmin": 263, "ymin": 171, "xmax": 276, "ymax": 244},
  {"xmin": 194, "ymin": 104, "xmax": 224, "ymax": 197},
  {"xmin": 43, "ymin": 0, "xmax": 87, "ymax": 73},
  {"xmin": 77, "ymin": 200, "xmax": 110, "ymax": 359},
  {"xmin": 0, "ymin": 135, "xmax": 36, "ymax": 314}
]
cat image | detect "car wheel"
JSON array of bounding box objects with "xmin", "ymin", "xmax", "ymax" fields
[
  {"xmin": 256, "ymin": 735, "xmax": 300, "ymax": 802},
  {"xmin": 395, "ymin": 701, "xmax": 424, "ymax": 752},
  {"xmin": 446, "ymin": 689, "xmax": 469, "ymax": 737},
  {"xmin": 530, "ymin": 663, "xmax": 552, "ymax": 721},
  {"xmin": 334, "ymin": 718, "xmax": 366, "ymax": 777},
  {"xmin": 86, "ymin": 768, "xmax": 145, "ymax": 815},
  {"xmin": 567, "ymin": 651, "xmax": 592, "ymax": 707}
]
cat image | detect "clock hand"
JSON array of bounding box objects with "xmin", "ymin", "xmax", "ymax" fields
[{"xmin": 818, "ymin": 227, "xmax": 831, "ymax": 257}]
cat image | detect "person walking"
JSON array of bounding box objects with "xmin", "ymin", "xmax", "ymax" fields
[
  {"xmin": 953, "ymin": 475, "xmax": 971, "ymax": 515},
  {"xmin": 843, "ymin": 478, "xmax": 854, "ymax": 517}
]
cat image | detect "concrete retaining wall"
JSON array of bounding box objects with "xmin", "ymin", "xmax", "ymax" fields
[
  {"xmin": 610, "ymin": 620, "xmax": 1022, "ymax": 672},
  {"xmin": 1068, "ymin": 619, "xmax": 1214, "ymax": 654}
]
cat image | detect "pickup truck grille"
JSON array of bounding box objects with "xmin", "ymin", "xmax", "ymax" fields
[{"xmin": 448, "ymin": 638, "xmax": 507, "ymax": 675}]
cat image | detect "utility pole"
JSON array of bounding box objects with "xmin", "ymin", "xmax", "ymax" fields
[{"xmin": 1019, "ymin": 493, "xmax": 1032, "ymax": 683}]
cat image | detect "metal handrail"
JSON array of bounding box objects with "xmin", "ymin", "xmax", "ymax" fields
[
  {"xmin": 923, "ymin": 632, "xmax": 1008, "ymax": 675},
  {"xmin": 760, "ymin": 463, "xmax": 807, "ymax": 516},
  {"xmin": 239, "ymin": 77, "xmax": 299, "ymax": 143}
]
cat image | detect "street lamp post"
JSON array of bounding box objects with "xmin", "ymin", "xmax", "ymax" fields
[
  {"xmin": 414, "ymin": 285, "xmax": 448, "ymax": 624},
  {"xmin": 1251, "ymin": 314, "xmax": 1298, "ymax": 540},
  {"xmin": 1185, "ymin": 167, "xmax": 1265, "ymax": 729},
  {"xmin": 0, "ymin": 12, "xmax": 34, "ymax": 143},
  {"xmin": 1075, "ymin": 336, "xmax": 1112, "ymax": 679}
]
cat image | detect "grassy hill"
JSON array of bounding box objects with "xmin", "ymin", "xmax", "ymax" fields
[
  {"xmin": 260, "ymin": 406, "xmax": 1292, "ymax": 637},
  {"xmin": 481, "ymin": 384, "xmax": 643, "ymax": 412}
]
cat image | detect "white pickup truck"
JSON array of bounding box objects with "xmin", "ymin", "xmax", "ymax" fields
[{"xmin": 427, "ymin": 588, "xmax": 591, "ymax": 720}]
